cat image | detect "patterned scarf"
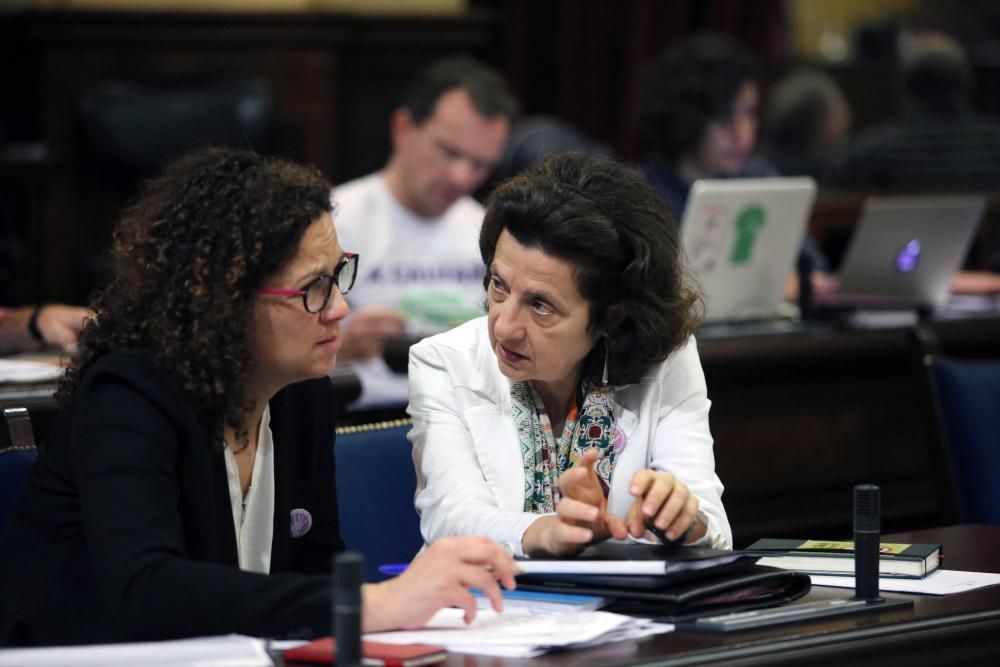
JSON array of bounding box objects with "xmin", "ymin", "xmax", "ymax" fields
[{"xmin": 512, "ymin": 380, "xmax": 619, "ymax": 513}]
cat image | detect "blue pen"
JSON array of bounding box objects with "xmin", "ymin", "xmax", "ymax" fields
[{"xmin": 378, "ymin": 563, "xmax": 408, "ymax": 576}]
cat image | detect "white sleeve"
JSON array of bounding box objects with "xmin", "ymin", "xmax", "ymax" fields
[
  {"xmin": 407, "ymin": 342, "xmax": 541, "ymax": 556},
  {"xmin": 649, "ymin": 338, "xmax": 733, "ymax": 549}
]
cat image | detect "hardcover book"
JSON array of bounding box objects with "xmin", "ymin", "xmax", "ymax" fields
[{"xmin": 744, "ymin": 538, "xmax": 941, "ymax": 579}]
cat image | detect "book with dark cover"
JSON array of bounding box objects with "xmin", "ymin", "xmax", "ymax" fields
[
  {"xmin": 744, "ymin": 538, "xmax": 942, "ymax": 579},
  {"xmin": 284, "ymin": 638, "xmax": 446, "ymax": 666}
]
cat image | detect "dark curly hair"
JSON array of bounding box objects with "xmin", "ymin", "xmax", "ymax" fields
[
  {"xmin": 59, "ymin": 147, "xmax": 334, "ymax": 448},
  {"xmin": 637, "ymin": 33, "xmax": 759, "ymax": 162},
  {"xmin": 480, "ymin": 152, "xmax": 703, "ymax": 386}
]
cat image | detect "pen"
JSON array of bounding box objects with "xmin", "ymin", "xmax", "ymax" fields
[{"xmin": 378, "ymin": 563, "xmax": 408, "ymax": 576}]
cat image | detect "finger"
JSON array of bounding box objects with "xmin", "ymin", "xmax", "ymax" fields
[
  {"xmin": 665, "ymin": 494, "xmax": 701, "ymax": 542},
  {"xmin": 629, "ymin": 469, "xmax": 657, "ymax": 498},
  {"xmin": 606, "ymin": 513, "xmax": 628, "ymax": 541},
  {"xmin": 446, "ymin": 535, "xmax": 509, "ymax": 565},
  {"xmin": 471, "ymin": 543, "xmax": 518, "ymax": 591},
  {"xmin": 579, "ymin": 447, "xmax": 600, "ymax": 469},
  {"xmin": 653, "ymin": 485, "xmax": 689, "ymax": 533},
  {"xmin": 446, "ymin": 537, "xmax": 519, "ymax": 588},
  {"xmin": 626, "ymin": 499, "xmax": 647, "ymax": 537},
  {"xmin": 448, "ymin": 588, "xmax": 478, "ymax": 625},
  {"xmin": 459, "ymin": 566, "xmax": 505, "ymax": 613},
  {"xmin": 553, "ymin": 519, "xmax": 593, "ymax": 545},
  {"xmin": 556, "ymin": 497, "xmax": 601, "ymax": 523},
  {"xmin": 558, "ymin": 464, "xmax": 592, "ymax": 492},
  {"xmin": 641, "ymin": 473, "xmax": 676, "ymax": 519}
]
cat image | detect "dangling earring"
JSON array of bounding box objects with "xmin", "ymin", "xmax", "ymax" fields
[{"xmin": 601, "ymin": 338, "xmax": 610, "ymax": 386}]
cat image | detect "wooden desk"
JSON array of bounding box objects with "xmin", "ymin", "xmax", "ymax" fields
[{"xmin": 436, "ymin": 524, "xmax": 1000, "ymax": 666}]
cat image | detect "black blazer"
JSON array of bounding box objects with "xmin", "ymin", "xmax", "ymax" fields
[{"xmin": 0, "ymin": 350, "xmax": 343, "ymax": 646}]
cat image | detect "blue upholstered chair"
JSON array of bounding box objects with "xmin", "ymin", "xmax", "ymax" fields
[
  {"xmin": 927, "ymin": 356, "xmax": 1000, "ymax": 524},
  {"xmin": 1, "ymin": 407, "xmax": 38, "ymax": 533},
  {"xmin": 334, "ymin": 420, "xmax": 424, "ymax": 582}
]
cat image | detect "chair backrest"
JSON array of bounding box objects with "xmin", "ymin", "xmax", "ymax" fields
[
  {"xmin": 1, "ymin": 407, "xmax": 38, "ymax": 533},
  {"xmin": 334, "ymin": 419, "xmax": 423, "ymax": 582},
  {"xmin": 927, "ymin": 355, "xmax": 1000, "ymax": 524},
  {"xmin": 79, "ymin": 78, "xmax": 274, "ymax": 176}
]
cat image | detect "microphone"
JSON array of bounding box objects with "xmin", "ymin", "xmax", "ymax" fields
[
  {"xmin": 333, "ymin": 552, "xmax": 365, "ymax": 667},
  {"xmin": 852, "ymin": 484, "xmax": 884, "ymax": 603}
]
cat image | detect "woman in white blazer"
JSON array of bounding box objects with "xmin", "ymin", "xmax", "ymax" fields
[{"xmin": 409, "ymin": 152, "xmax": 732, "ymax": 558}]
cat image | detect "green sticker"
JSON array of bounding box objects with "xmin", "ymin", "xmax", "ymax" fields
[{"xmin": 730, "ymin": 205, "xmax": 766, "ymax": 265}]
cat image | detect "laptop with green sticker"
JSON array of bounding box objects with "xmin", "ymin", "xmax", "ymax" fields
[{"xmin": 680, "ymin": 178, "xmax": 816, "ymax": 322}]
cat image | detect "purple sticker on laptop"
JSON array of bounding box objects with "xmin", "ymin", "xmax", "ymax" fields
[{"xmin": 290, "ymin": 508, "xmax": 312, "ymax": 538}]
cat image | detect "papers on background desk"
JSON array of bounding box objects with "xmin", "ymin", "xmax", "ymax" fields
[
  {"xmin": 810, "ymin": 569, "xmax": 1000, "ymax": 595},
  {"xmin": 0, "ymin": 634, "xmax": 271, "ymax": 667},
  {"xmin": 0, "ymin": 358, "xmax": 63, "ymax": 383},
  {"xmin": 365, "ymin": 608, "xmax": 673, "ymax": 659},
  {"xmin": 472, "ymin": 587, "xmax": 607, "ymax": 614}
]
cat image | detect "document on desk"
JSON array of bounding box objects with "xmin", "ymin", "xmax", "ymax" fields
[
  {"xmin": 0, "ymin": 358, "xmax": 62, "ymax": 383},
  {"xmin": 0, "ymin": 634, "xmax": 271, "ymax": 666},
  {"xmin": 810, "ymin": 569, "xmax": 1000, "ymax": 595},
  {"xmin": 364, "ymin": 609, "xmax": 673, "ymax": 658}
]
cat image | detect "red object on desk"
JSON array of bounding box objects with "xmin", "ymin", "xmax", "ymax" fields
[{"xmin": 284, "ymin": 637, "xmax": 447, "ymax": 666}]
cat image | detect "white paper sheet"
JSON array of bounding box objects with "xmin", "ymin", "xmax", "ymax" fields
[
  {"xmin": 364, "ymin": 609, "xmax": 672, "ymax": 657},
  {"xmin": 810, "ymin": 569, "xmax": 1000, "ymax": 595},
  {"xmin": 0, "ymin": 358, "xmax": 62, "ymax": 383},
  {"xmin": 0, "ymin": 634, "xmax": 272, "ymax": 667}
]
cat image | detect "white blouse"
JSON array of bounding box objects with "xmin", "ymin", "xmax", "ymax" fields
[{"xmin": 223, "ymin": 405, "xmax": 275, "ymax": 574}]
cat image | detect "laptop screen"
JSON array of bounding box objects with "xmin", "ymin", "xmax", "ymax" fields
[
  {"xmin": 836, "ymin": 196, "xmax": 984, "ymax": 307},
  {"xmin": 680, "ymin": 178, "xmax": 817, "ymax": 322}
]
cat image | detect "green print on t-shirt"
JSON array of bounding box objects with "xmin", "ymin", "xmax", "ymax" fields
[{"xmin": 730, "ymin": 205, "xmax": 766, "ymax": 265}]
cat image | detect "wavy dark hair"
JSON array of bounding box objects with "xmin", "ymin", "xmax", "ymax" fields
[
  {"xmin": 480, "ymin": 152, "xmax": 703, "ymax": 386},
  {"xmin": 637, "ymin": 33, "xmax": 759, "ymax": 162},
  {"xmin": 59, "ymin": 147, "xmax": 334, "ymax": 448}
]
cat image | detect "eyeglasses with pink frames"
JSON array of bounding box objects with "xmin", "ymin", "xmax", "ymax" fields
[{"xmin": 254, "ymin": 253, "xmax": 358, "ymax": 314}]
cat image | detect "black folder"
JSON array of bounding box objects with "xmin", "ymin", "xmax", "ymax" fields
[{"xmin": 516, "ymin": 543, "xmax": 811, "ymax": 622}]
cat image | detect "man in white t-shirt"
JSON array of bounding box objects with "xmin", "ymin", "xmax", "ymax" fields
[{"xmin": 333, "ymin": 56, "xmax": 517, "ymax": 408}]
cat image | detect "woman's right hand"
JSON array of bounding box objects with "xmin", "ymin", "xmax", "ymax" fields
[
  {"xmin": 521, "ymin": 449, "xmax": 627, "ymax": 557},
  {"xmin": 361, "ymin": 535, "xmax": 517, "ymax": 632}
]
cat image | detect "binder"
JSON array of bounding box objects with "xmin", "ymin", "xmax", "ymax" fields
[{"xmin": 516, "ymin": 543, "xmax": 810, "ymax": 621}]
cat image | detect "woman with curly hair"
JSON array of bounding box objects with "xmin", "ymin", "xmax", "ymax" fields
[
  {"xmin": 409, "ymin": 152, "xmax": 732, "ymax": 559},
  {"xmin": 0, "ymin": 147, "xmax": 515, "ymax": 646}
]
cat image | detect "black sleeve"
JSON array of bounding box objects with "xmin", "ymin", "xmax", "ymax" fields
[
  {"xmin": 69, "ymin": 374, "xmax": 332, "ymax": 640},
  {"xmin": 275, "ymin": 376, "xmax": 345, "ymax": 575}
]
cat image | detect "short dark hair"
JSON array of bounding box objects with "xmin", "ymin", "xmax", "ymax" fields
[
  {"xmin": 902, "ymin": 36, "xmax": 971, "ymax": 114},
  {"xmin": 480, "ymin": 152, "xmax": 703, "ymax": 386},
  {"xmin": 401, "ymin": 55, "xmax": 518, "ymax": 125},
  {"xmin": 638, "ymin": 33, "xmax": 759, "ymax": 162},
  {"xmin": 61, "ymin": 147, "xmax": 333, "ymax": 448}
]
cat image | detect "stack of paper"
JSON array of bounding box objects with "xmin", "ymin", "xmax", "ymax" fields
[{"xmin": 365, "ymin": 609, "xmax": 672, "ymax": 659}]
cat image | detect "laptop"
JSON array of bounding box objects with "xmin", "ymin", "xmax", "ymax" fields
[
  {"xmin": 680, "ymin": 177, "xmax": 816, "ymax": 322},
  {"xmin": 827, "ymin": 195, "xmax": 985, "ymax": 309}
]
